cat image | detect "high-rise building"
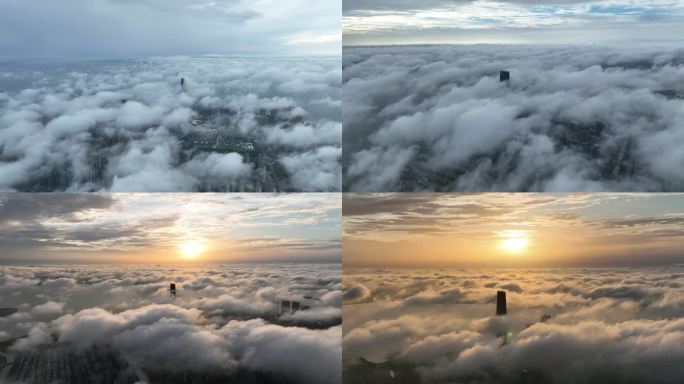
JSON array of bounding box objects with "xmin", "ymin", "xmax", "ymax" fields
[
  {"xmin": 499, "ymin": 71, "xmax": 510, "ymax": 82},
  {"xmin": 279, "ymin": 299, "xmax": 305, "ymax": 315},
  {"xmin": 170, "ymin": 283, "xmax": 177, "ymax": 296},
  {"xmin": 496, "ymin": 291, "xmax": 507, "ymax": 315},
  {"xmin": 280, "ymin": 300, "xmax": 291, "ymax": 315},
  {"xmin": 0, "ymin": 307, "xmax": 18, "ymax": 317}
]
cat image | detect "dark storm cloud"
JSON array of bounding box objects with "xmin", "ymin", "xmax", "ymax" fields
[{"xmin": 343, "ymin": 45, "xmax": 684, "ymax": 192}]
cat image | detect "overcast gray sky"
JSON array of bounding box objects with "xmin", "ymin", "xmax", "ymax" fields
[
  {"xmin": 0, "ymin": 0, "xmax": 341, "ymax": 58},
  {"xmin": 344, "ymin": 0, "xmax": 684, "ymax": 45}
]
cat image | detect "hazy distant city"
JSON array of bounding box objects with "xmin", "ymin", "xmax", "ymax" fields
[
  {"xmin": 0, "ymin": 264, "xmax": 342, "ymax": 384},
  {"xmin": 0, "ymin": 56, "xmax": 341, "ymax": 192},
  {"xmin": 343, "ymin": 45, "xmax": 684, "ymax": 192},
  {"xmin": 343, "ymin": 266, "xmax": 684, "ymax": 384}
]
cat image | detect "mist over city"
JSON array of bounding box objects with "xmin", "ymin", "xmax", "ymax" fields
[
  {"xmin": 343, "ymin": 193, "xmax": 684, "ymax": 383},
  {"xmin": 0, "ymin": 193, "xmax": 342, "ymax": 383},
  {"xmin": 0, "ymin": 0, "xmax": 342, "ymax": 192},
  {"xmin": 343, "ymin": 267, "xmax": 684, "ymax": 384},
  {"xmin": 1, "ymin": 264, "xmax": 342, "ymax": 384},
  {"xmin": 342, "ymin": 0, "xmax": 684, "ymax": 192},
  {"xmin": 1, "ymin": 57, "xmax": 341, "ymax": 192}
]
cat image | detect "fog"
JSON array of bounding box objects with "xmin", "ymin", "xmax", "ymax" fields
[
  {"xmin": 0, "ymin": 56, "xmax": 341, "ymax": 191},
  {"xmin": 0, "ymin": 264, "xmax": 342, "ymax": 383},
  {"xmin": 343, "ymin": 45, "xmax": 684, "ymax": 192},
  {"xmin": 343, "ymin": 267, "xmax": 684, "ymax": 383}
]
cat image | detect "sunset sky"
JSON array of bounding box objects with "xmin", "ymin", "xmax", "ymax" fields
[
  {"xmin": 0, "ymin": 193, "xmax": 341, "ymax": 264},
  {"xmin": 343, "ymin": 0, "xmax": 684, "ymax": 45},
  {"xmin": 344, "ymin": 193, "xmax": 684, "ymax": 267}
]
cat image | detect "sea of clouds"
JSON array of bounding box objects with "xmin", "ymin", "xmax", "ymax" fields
[
  {"xmin": 343, "ymin": 45, "xmax": 684, "ymax": 192},
  {"xmin": 343, "ymin": 267, "xmax": 684, "ymax": 383},
  {"xmin": 0, "ymin": 263, "xmax": 342, "ymax": 383},
  {"xmin": 0, "ymin": 56, "xmax": 341, "ymax": 191}
]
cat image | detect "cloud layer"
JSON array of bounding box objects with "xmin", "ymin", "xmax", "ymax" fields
[
  {"xmin": 343, "ymin": 266, "xmax": 684, "ymax": 383},
  {"xmin": 0, "ymin": 264, "xmax": 342, "ymax": 383},
  {"xmin": 343, "ymin": 45, "xmax": 684, "ymax": 192},
  {"xmin": 0, "ymin": 56, "xmax": 341, "ymax": 191}
]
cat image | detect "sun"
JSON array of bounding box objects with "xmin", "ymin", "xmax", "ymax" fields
[
  {"xmin": 179, "ymin": 241, "xmax": 205, "ymax": 259},
  {"xmin": 499, "ymin": 231, "xmax": 530, "ymax": 253}
]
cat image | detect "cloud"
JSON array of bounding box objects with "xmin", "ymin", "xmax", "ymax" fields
[
  {"xmin": 0, "ymin": 193, "xmax": 342, "ymax": 263},
  {"xmin": 0, "ymin": 264, "xmax": 342, "ymax": 381},
  {"xmin": 281, "ymin": 145, "xmax": 342, "ymax": 191},
  {"xmin": 0, "ymin": 57, "xmax": 341, "ymax": 192},
  {"xmin": 0, "ymin": 0, "xmax": 340, "ymax": 57},
  {"xmin": 343, "ymin": 266, "xmax": 684, "ymax": 383},
  {"xmin": 31, "ymin": 300, "xmax": 65, "ymax": 318},
  {"xmin": 220, "ymin": 319, "xmax": 342, "ymax": 384},
  {"xmin": 343, "ymin": 45, "xmax": 684, "ymax": 192},
  {"xmin": 343, "ymin": 284, "xmax": 371, "ymax": 303},
  {"xmin": 343, "ymin": 0, "xmax": 684, "ymax": 45}
]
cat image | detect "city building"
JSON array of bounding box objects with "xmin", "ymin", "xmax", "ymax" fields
[{"xmin": 496, "ymin": 291, "xmax": 507, "ymax": 316}]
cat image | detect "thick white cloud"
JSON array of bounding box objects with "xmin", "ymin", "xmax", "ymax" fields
[
  {"xmin": 343, "ymin": 267, "xmax": 684, "ymax": 383},
  {"xmin": 0, "ymin": 56, "xmax": 341, "ymax": 191},
  {"xmin": 220, "ymin": 319, "xmax": 342, "ymax": 383},
  {"xmin": 0, "ymin": 264, "xmax": 342, "ymax": 381},
  {"xmin": 281, "ymin": 145, "xmax": 342, "ymax": 192},
  {"xmin": 30, "ymin": 300, "xmax": 65, "ymax": 318},
  {"xmin": 343, "ymin": 45, "xmax": 684, "ymax": 192}
]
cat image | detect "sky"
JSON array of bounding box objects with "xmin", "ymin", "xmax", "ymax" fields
[
  {"xmin": 0, "ymin": 193, "xmax": 341, "ymax": 264},
  {"xmin": 344, "ymin": 193, "xmax": 684, "ymax": 267},
  {"xmin": 0, "ymin": 0, "xmax": 341, "ymax": 58},
  {"xmin": 343, "ymin": 0, "xmax": 684, "ymax": 45}
]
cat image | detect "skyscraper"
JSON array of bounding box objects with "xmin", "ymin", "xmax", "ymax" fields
[
  {"xmin": 496, "ymin": 291, "xmax": 507, "ymax": 315},
  {"xmin": 499, "ymin": 71, "xmax": 510, "ymax": 82}
]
